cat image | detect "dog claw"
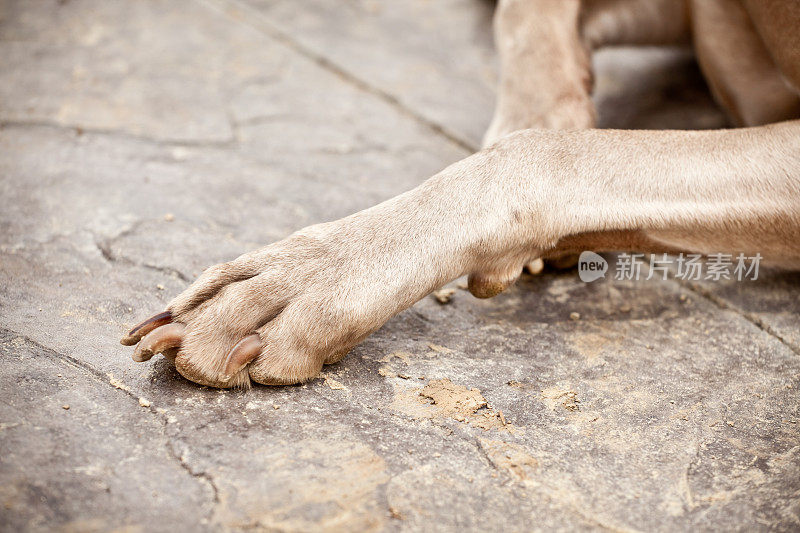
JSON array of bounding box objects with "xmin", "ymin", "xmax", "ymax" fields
[
  {"xmin": 133, "ymin": 323, "xmax": 185, "ymax": 362},
  {"xmin": 121, "ymin": 311, "xmax": 173, "ymax": 346},
  {"xmin": 223, "ymin": 334, "xmax": 262, "ymax": 379}
]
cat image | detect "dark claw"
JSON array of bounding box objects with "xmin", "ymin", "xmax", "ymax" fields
[
  {"xmin": 223, "ymin": 334, "xmax": 262, "ymax": 379},
  {"xmin": 133, "ymin": 323, "xmax": 185, "ymax": 362},
  {"xmin": 121, "ymin": 311, "xmax": 172, "ymax": 346}
]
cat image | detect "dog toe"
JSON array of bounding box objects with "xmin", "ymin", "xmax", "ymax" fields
[{"xmin": 132, "ymin": 322, "xmax": 185, "ymax": 362}]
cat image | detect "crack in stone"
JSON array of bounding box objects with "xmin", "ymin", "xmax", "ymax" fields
[
  {"xmin": 94, "ymin": 226, "xmax": 192, "ymax": 283},
  {"xmin": 680, "ymin": 441, "xmax": 702, "ymax": 511},
  {"xmin": 2, "ymin": 328, "xmax": 221, "ymax": 524},
  {"xmin": 311, "ymin": 378, "xmax": 509, "ymax": 475},
  {"xmin": 378, "ymin": 401, "xmax": 631, "ymax": 530},
  {"xmin": 322, "ymin": 375, "xmax": 641, "ymax": 530},
  {"xmin": 3, "ymin": 328, "xmax": 119, "ymax": 387},
  {"xmin": 677, "ymin": 279, "xmax": 800, "ymax": 356},
  {"xmin": 0, "ymin": 119, "xmax": 238, "ymax": 149},
  {"xmin": 199, "ymin": 0, "xmax": 476, "ymax": 155},
  {"xmin": 225, "ymin": 107, "xmax": 242, "ymax": 146},
  {"xmin": 472, "ymin": 435, "xmax": 503, "ymax": 473},
  {"xmin": 164, "ymin": 436, "xmax": 222, "ymax": 519}
]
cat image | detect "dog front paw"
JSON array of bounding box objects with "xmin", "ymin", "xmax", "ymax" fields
[
  {"xmin": 121, "ymin": 223, "xmax": 425, "ymax": 386},
  {"xmin": 120, "ymin": 183, "xmax": 500, "ymax": 388}
]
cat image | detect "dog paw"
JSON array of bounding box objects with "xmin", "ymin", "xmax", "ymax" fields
[{"xmin": 121, "ymin": 213, "xmax": 467, "ymax": 388}]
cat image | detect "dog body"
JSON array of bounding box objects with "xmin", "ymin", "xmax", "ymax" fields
[{"xmin": 122, "ymin": 0, "xmax": 800, "ymax": 388}]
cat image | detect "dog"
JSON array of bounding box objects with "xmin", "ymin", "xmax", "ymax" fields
[{"xmin": 121, "ymin": 0, "xmax": 800, "ymax": 388}]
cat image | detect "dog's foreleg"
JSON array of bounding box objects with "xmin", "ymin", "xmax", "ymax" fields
[
  {"xmin": 483, "ymin": 121, "xmax": 800, "ymax": 276},
  {"xmin": 122, "ymin": 121, "xmax": 799, "ymax": 387}
]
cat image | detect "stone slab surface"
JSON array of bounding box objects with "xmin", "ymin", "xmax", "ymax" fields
[{"xmin": 1, "ymin": 0, "xmax": 798, "ymax": 531}]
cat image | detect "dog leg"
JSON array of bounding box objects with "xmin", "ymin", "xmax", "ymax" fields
[
  {"xmin": 530, "ymin": 123, "xmax": 800, "ymax": 265},
  {"xmin": 739, "ymin": 0, "xmax": 800, "ymax": 93},
  {"xmin": 580, "ymin": 0, "xmax": 690, "ymax": 49},
  {"xmin": 483, "ymin": 0, "xmax": 594, "ymax": 147},
  {"xmin": 484, "ymin": 0, "xmax": 690, "ymax": 148},
  {"xmin": 123, "ymin": 122, "xmax": 800, "ymax": 388},
  {"xmin": 690, "ymin": 0, "xmax": 800, "ymax": 126}
]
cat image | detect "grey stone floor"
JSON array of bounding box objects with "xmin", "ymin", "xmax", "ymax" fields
[{"xmin": 1, "ymin": 0, "xmax": 799, "ymax": 531}]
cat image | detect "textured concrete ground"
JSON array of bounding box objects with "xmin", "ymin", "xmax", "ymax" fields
[{"xmin": 1, "ymin": 0, "xmax": 799, "ymax": 531}]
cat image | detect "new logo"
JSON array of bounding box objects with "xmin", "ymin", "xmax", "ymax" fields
[{"xmin": 578, "ymin": 251, "xmax": 608, "ymax": 282}]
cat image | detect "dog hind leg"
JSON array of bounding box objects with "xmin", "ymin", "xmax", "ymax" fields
[{"xmin": 689, "ymin": 0, "xmax": 800, "ymax": 127}]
